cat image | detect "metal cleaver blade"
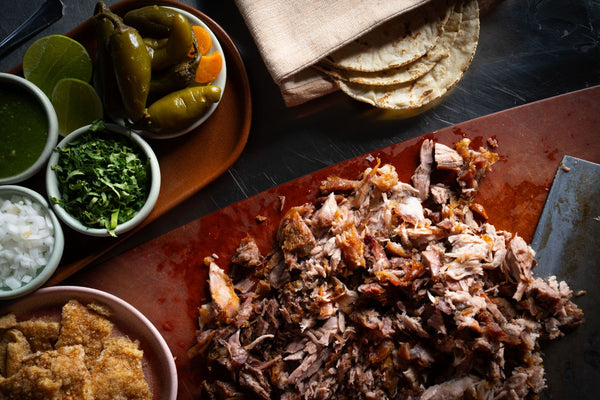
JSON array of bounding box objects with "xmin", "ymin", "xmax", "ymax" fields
[{"xmin": 531, "ymin": 155, "xmax": 600, "ymax": 400}]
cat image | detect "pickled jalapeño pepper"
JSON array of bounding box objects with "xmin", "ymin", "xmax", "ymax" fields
[
  {"xmin": 143, "ymin": 85, "xmax": 221, "ymax": 134},
  {"xmin": 149, "ymin": 13, "xmax": 193, "ymax": 71},
  {"xmin": 94, "ymin": 2, "xmax": 151, "ymax": 123},
  {"xmin": 150, "ymin": 52, "xmax": 201, "ymax": 95},
  {"xmin": 124, "ymin": 5, "xmax": 193, "ymax": 71},
  {"xmin": 90, "ymin": 2, "xmax": 222, "ymax": 135},
  {"xmin": 123, "ymin": 5, "xmax": 179, "ymax": 38},
  {"xmin": 93, "ymin": 2, "xmax": 123, "ymax": 121}
]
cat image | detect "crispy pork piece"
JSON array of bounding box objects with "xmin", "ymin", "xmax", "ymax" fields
[
  {"xmin": 86, "ymin": 337, "xmax": 151, "ymax": 400},
  {"xmin": 191, "ymin": 138, "xmax": 583, "ymax": 400},
  {"xmin": 55, "ymin": 300, "xmax": 113, "ymax": 369},
  {"xmin": 86, "ymin": 302, "xmax": 112, "ymax": 318},
  {"xmin": 338, "ymin": 225, "xmax": 366, "ymax": 269},
  {"xmin": 231, "ymin": 235, "xmax": 263, "ymax": 268},
  {"xmin": 4, "ymin": 329, "xmax": 32, "ymax": 377},
  {"xmin": 209, "ymin": 260, "xmax": 240, "ymax": 322},
  {"xmin": 0, "ymin": 300, "xmax": 152, "ymax": 399},
  {"xmin": 419, "ymin": 375, "xmax": 479, "ymax": 400},
  {"xmin": 17, "ymin": 319, "xmax": 60, "ymax": 353},
  {"xmin": 278, "ymin": 205, "xmax": 317, "ymax": 259},
  {"xmin": 504, "ymin": 235, "xmax": 535, "ymax": 301},
  {"xmin": 200, "ymin": 379, "xmax": 246, "ymax": 399},
  {"xmin": 430, "ymin": 183, "xmax": 451, "ymax": 205},
  {"xmin": 319, "ymin": 176, "xmax": 359, "ymax": 194},
  {"xmin": 21, "ymin": 345, "xmax": 89, "ymax": 399},
  {"xmin": 456, "ymin": 138, "xmax": 500, "ymax": 197},
  {"xmin": 434, "ymin": 142, "xmax": 463, "ymax": 170},
  {"xmin": 0, "ymin": 315, "xmax": 16, "ymax": 330},
  {"xmin": 0, "ymin": 366, "xmax": 60, "ymax": 399},
  {"xmin": 411, "ymin": 138, "xmax": 434, "ymax": 200},
  {"xmin": 0, "ymin": 330, "xmax": 13, "ymax": 378}
]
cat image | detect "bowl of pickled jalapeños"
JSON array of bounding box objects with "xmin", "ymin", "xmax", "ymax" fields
[{"xmin": 93, "ymin": 2, "xmax": 226, "ymax": 139}]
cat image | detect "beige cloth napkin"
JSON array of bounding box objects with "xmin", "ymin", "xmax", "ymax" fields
[{"xmin": 234, "ymin": 0, "xmax": 432, "ymax": 106}]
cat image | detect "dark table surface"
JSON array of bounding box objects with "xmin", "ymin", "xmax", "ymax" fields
[
  {"xmin": 1, "ymin": 0, "xmax": 599, "ymax": 271},
  {"xmin": 1, "ymin": 1, "xmax": 600, "ymax": 399}
]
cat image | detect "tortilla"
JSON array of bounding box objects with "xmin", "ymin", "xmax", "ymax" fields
[
  {"xmin": 316, "ymin": 0, "xmax": 463, "ymax": 86},
  {"xmin": 323, "ymin": 0, "xmax": 454, "ymax": 72},
  {"xmin": 336, "ymin": 0, "xmax": 479, "ymax": 111}
]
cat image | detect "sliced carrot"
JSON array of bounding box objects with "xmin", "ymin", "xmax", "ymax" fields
[
  {"xmin": 192, "ymin": 25, "xmax": 212, "ymax": 56},
  {"xmin": 195, "ymin": 51, "xmax": 223, "ymax": 84}
]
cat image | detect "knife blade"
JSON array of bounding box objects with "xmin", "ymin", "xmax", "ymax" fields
[
  {"xmin": 531, "ymin": 155, "xmax": 600, "ymax": 400},
  {"xmin": 532, "ymin": 155, "xmax": 600, "ymax": 273},
  {"xmin": 0, "ymin": 0, "xmax": 64, "ymax": 58}
]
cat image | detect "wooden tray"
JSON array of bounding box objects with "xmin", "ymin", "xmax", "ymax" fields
[
  {"xmin": 67, "ymin": 85, "xmax": 600, "ymax": 398},
  {"xmin": 12, "ymin": 0, "xmax": 253, "ymax": 284}
]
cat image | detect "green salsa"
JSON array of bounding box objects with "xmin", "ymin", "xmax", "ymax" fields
[{"xmin": 0, "ymin": 84, "xmax": 48, "ymax": 178}]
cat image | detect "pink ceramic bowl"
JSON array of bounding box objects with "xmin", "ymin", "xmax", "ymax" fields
[{"xmin": 0, "ymin": 285, "xmax": 177, "ymax": 399}]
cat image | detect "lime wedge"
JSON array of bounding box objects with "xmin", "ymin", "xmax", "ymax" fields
[
  {"xmin": 23, "ymin": 34, "xmax": 93, "ymax": 98},
  {"xmin": 51, "ymin": 78, "xmax": 103, "ymax": 136}
]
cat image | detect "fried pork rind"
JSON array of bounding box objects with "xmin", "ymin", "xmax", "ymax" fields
[
  {"xmin": 17, "ymin": 319, "xmax": 60, "ymax": 353},
  {"xmin": 0, "ymin": 366, "xmax": 60, "ymax": 399},
  {"xmin": 86, "ymin": 337, "xmax": 151, "ymax": 400},
  {"xmin": 0, "ymin": 299, "xmax": 152, "ymax": 399},
  {"xmin": 0, "ymin": 314, "xmax": 16, "ymax": 330},
  {"xmin": 86, "ymin": 302, "xmax": 112, "ymax": 318},
  {"xmin": 21, "ymin": 345, "xmax": 89, "ymax": 399},
  {"xmin": 0, "ymin": 314, "xmax": 19, "ymax": 377},
  {"xmin": 4, "ymin": 329, "xmax": 32, "ymax": 377},
  {"xmin": 55, "ymin": 299, "xmax": 113, "ymax": 368}
]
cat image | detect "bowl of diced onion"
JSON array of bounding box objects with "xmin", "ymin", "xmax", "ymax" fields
[{"xmin": 0, "ymin": 185, "xmax": 64, "ymax": 299}]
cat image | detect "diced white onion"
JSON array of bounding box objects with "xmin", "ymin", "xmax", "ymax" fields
[{"xmin": 0, "ymin": 194, "xmax": 55, "ymax": 290}]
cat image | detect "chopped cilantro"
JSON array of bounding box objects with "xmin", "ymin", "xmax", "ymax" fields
[{"xmin": 51, "ymin": 122, "xmax": 150, "ymax": 237}]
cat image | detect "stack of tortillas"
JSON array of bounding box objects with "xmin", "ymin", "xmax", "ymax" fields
[{"xmin": 316, "ymin": 0, "xmax": 479, "ymax": 115}]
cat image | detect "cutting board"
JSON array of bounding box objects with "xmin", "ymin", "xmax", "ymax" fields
[{"xmin": 64, "ymin": 85, "xmax": 600, "ymax": 399}]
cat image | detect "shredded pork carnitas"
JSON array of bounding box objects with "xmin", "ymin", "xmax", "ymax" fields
[{"xmin": 189, "ymin": 138, "xmax": 583, "ymax": 400}]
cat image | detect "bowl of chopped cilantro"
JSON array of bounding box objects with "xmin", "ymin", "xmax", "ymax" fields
[{"xmin": 45, "ymin": 121, "xmax": 160, "ymax": 237}]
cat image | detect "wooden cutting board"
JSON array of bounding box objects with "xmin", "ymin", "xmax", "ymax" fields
[{"xmin": 64, "ymin": 85, "xmax": 600, "ymax": 399}]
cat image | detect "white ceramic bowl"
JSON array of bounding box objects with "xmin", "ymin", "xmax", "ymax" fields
[
  {"xmin": 0, "ymin": 185, "xmax": 64, "ymax": 300},
  {"xmin": 0, "ymin": 285, "xmax": 178, "ymax": 399},
  {"xmin": 46, "ymin": 123, "xmax": 161, "ymax": 237},
  {"xmin": 0, "ymin": 73, "xmax": 59, "ymax": 184},
  {"xmin": 113, "ymin": 6, "xmax": 227, "ymax": 139}
]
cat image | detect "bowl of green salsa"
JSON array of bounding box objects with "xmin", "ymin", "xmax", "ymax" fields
[{"xmin": 0, "ymin": 73, "xmax": 59, "ymax": 184}]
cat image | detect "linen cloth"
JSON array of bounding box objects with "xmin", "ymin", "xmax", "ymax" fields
[{"xmin": 234, "ymin": 0, "xmax": 432, "ymax": 106}]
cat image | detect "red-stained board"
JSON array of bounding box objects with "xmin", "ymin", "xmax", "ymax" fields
[{"xmin": 65, "ymin": 86, "xmax": 600, "ymax": 399}]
